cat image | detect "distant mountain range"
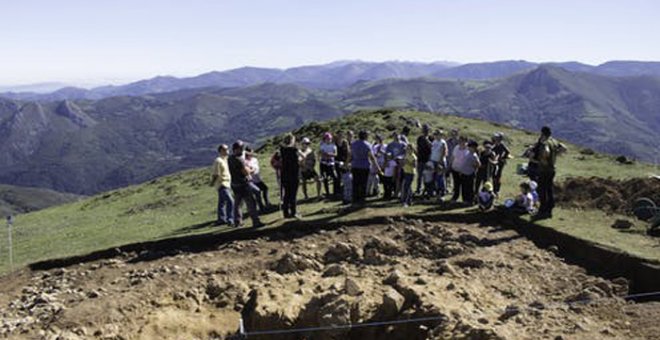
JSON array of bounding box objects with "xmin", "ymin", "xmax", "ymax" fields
[
  {"xmin": 3, "ymin": 60, "xmax": 660, "ymax": 101},
  {"xmin": 1, "ymin": 62, "xmax": 659, "ymax": 194}
]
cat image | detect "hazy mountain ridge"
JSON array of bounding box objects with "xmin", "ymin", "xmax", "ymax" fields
[
  {"xmin": 4, "ymin": 60, "xmax": 660, "ymax": 102},
  {"xmin": 0, "ymin": 184, "xmax": 82, "ymax": 216}
]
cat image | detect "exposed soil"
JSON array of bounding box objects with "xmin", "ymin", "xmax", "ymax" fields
[
  {"xmin": 1, "ymin": 218, "xmax": 659, "ymax": 340},
  {"xmin": 555, "ymin": 177, "xmax": 660, "ymax": 215}
]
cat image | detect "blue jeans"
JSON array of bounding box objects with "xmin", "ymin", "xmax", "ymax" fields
[
  {"xmin": 217, "ymin": 186, "xmax": 234, "ymax": 224},
  {"xmin": 401, "ymin": 173, "xmax": 414, "ymax": 205}
]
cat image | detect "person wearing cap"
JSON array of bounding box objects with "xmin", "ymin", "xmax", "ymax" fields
[
  {"xmin": 475, "ymin": 140, "xmax": 499, "ymax": 196},
  {"xmin": 300, "ymin": 137, "xmax": 321, "ymax": 200},
  {"xmin": 351, "ymin": 130, "xmax": 382, "ymax": 205},
  {"xmin": 210, "ymin": 144, "xmax": 234, "ymax": 226},
  {"xmin": 415, "ymin": 124, "xmax": 433, "ymax": 195},
  {"xmin": 532, "ymin": 126, "xmax": 567, "ymax": 219},
  {"xmin": 450, "ymin": 138, "xmax": 481, "ymax": 204},
  {"xmin": 319, "ymin": 132, "xmax": 338, "ymax": 197},
  {"xmin": 477, "ymin": 181, "xmax": 496, "ymax": 211},
  {"xmin": 228, "ymin": 141, "xmax": 264, "ymax": 228},
  {"xmin": 280, "ymin": 133, "xmax": 302, "ymax": 218},
  {"xmin": 492, "ymin": 132, "xmax": 511, "ymax": 196}
]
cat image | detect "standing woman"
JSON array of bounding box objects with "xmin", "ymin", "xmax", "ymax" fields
[{"xmin": 280, "ymin": 134, "xmax": 302, "ymax": 218}]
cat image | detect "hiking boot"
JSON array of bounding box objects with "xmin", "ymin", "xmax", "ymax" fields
[{"xmin": 253, "ymin": 221, "xmax": 266, "ymax": 228}]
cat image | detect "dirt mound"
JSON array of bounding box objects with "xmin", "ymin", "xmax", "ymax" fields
[
  {"xmin": 0, "ymin": 218, "xmax": 658, "ymax": 339},
  {"xmin": 555, "ymin": 177, "xmax": 660, "ymax": 215}
]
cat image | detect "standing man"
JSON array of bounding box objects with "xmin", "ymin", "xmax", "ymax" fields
[
  {"xmin": 335, "ymin": 131, "xmax": 350, "ymax": 198},
  {"xmin": 228, "ymin": 141, "xmax": 264, "ymax": 228},
  {"xmin": 534, "ymin": 126, "xmax": 567, "ymax": 219},
  {"xmin": 280, "ymin": 134, "xmax": 302, "ymax": 218},
  {"xmin": 415, "ymin": 124, "xmax": 433, "ymax": 195},
  {"xmin": 300, "ymin": 137, "xmax": 322, "ymax": 199},
  {"xmin": 351, "ymin": 130, "xmax": 381, "ymax": 205},
  {"xmin": 210, "ymin": 144, "xmax": 233, "ymax": 226},
  {"xmin": 445, "ymin": 128, "xmax": 460, "ymax": 190},
  {"xmin": 492, "ymin": 132, "xmax": 511, "ymax": 196},
  {"xmin": 319, "ymin": 132, "xmax": 338, "ymax": 197}
]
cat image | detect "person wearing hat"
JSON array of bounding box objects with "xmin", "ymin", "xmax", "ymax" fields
[
  {"xmin": 280, "ymin": 133, "xmax": 302, "ymax": 218},
  {"xmin": 300, "ymin": 137, "xmax": 321, "ymax": 200},
  {"xmin": 210, "ymin": 144, "xmax": 234, "ymax": 226},
  {"xmin": 415, "ymin": 123, "xmax": 433, "ymax": 195},
  {"xmin": 477, "ymin": 181, "xmax": 496, "ymax": 211},
  {"xmin": 532, "ymin": 126, "xmax": 567, "ymax": 219},
  {"xmin": 491, "ymin": 132, "xmax": 511, "ymax": 196},
  {"xmin": 228, "ymin": 141, "xmax": 264, "ymax": 228},
  {"xmin": 319, "ymin": 132, "xmax": 338, "ymax": 197}
]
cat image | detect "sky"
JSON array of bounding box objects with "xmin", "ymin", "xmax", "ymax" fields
[{"xmin": 0, "ymin": 0, "xmax": 658, "ymax": 87}]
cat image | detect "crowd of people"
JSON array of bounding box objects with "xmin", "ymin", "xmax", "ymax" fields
[{"xmin": 210, "ymin": 123, "xmax": 566, "ymax": 228}]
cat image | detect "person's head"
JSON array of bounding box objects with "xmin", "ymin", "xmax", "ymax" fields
[
  {"xmin": 406, "ymin": 143, "xmax": 415, "ymax": 154},
  {"xmin": 520, "ymin": 181, "xmax": 531, "ymax": 194},
  {"xmin": 492, "ymin": 132, "xmax": 504, "ymax": 144},
  {"xmin": 402, "ymin": 126, "xmax": 411, "ymax": 136},
  {"xmin": 459, "ymin": 135, "xmax": 468, "ymax": 146},
  {"xmin": 283, "ymin": 133, "xmax": 295, "ymax": 147},
  {"xmin": 541, "ymin": 126, "xmax": 552, "ymax": 138},
  {"xmin": 483, "ymin": 140, "xmax": 493, "ymax": 149},
  {"xmin": 434, "ymin": 129, "xmax": 445, "ymax": 139},
  {"xmin": 467, "ymin": 140, "xmax": 479, "ymax": 151},
  {"xmin": 301, "ymin": 137, "xmax": 311, "ymax": 148},
  {"xmin": 483, "ymin": 181, "xmax": 494, "ymax": 192},
  {"xmin": 391, "ymin": 131, "xmax": 399, "ymax": 142},
  {"xmin": 422, "ymin": 123, "xmax": 430, "ymax": 135},
  {"xmin": 451, "ymin": 128, "xmax": 459, "ymax": 138},
  {"xmin": 323, "ymin": 132, "xmax": 333, "ymax": 143},
  {"xmin": 358, "ymin": 130, "xmax": 369, "ymax": 141},
  {"xmin": 375, "ymin": 134, "xmax": 383, "ymax": 143},
  {"xmin": 347, "ymin": 130, "xmax": 354, "ymax": 141},
  {"xmin": 232, "ymin": 140, "xmax": 245, "ymax": 155},
  {"xmin": 217, "ymin": 144, "xmax": 229, "ymax": 157},
  {"xmin": 245, "ymin": 146, "xmax": 254, "ymax": 159},
  {"xmin": 336, "ymin": 130, "xmax": 345, "ymax": 142},
  {"xmin": 529, "ymin": 180, "xmax": 538, "ymax": 192}
]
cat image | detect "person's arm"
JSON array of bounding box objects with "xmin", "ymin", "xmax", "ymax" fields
[
  {"xmin": 473, "ymin": 154, "xmax": 481, "ymax": 171},
  {"xmin": 209, "ymin": 160, "xmax": 219, "ymax": 186},
  {"xmin": 503, "ymin": 144, "xmax": 511, "ymax": 159},
  {"xmin": 368, "ymin": 151, "xmax": 382, "ymax": 174}
]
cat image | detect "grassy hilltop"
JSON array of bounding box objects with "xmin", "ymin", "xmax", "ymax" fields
[{"xmin": 1, "ymin": 109, "xmax": 658, "ymax": 273}]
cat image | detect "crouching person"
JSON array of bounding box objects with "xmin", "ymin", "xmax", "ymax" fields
[{"xmin": 477, "ymin": 181, "xmax": 496, "ymax": 212}]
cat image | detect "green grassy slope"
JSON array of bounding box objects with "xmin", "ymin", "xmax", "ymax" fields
[
  {"xmin": 2, "ymin": 110, "xmax": 658, "ymax": 273},
  {"xmin": 0, "ymin": 184, "xmax": 82, "ymax": 217}
]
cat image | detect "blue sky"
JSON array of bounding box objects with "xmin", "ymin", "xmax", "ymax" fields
[{"xmin": 0, "ymin": 0, "xmax": 658, "ymax": 86}]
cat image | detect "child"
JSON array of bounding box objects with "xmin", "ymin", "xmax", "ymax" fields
[
  {"xmin": 401, "ymin": 144, "xmax": 417, "ymax": 207},
  {"xmin": 422, "ymin": 161, "xmax": 436, "ymax": 199},
  {"xmin": 382, "ymin": 153, "xmax": 397, "ymax": 200},
  {"xmin": 505, "ymin": 181, "xmax": 535, "ymax": 214},
  {"xmin": 340, "ymin": 162, "xmax": 353, "ymax": 205},
  {"xmin": 478, "ymin": 181, "xmax": 496, "ymax": 211}
]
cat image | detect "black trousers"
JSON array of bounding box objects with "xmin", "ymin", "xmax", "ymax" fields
[
  {"xmin": 281, "ymin": 180, "xmax": 299, "ymax": 217},
  {"xmin": 451, "ymin": 171, "xmax": 475, "ymax": 203},
  {"xmin": 382, "ymin": 175, "xmax": 395, "ymax": 199},
  {"xmin": 320, "ymin": 163, "xmax": 336, "ymax": 196},
  {"xmin": 538, "ymin": 170, "xmax": 555, "ymax": 214},
  {"xmin": 352, "ymin": 168, "xmax": 370, "ymax": 204},
  {"xmin": 493, "ymin": 162, "xmax": 506, "ymax": 194},
  {"xmin": 334, "ymin": 163, "xmax": 346, "ymax": 197},
  {"xmin": 255, "ymin": 181, "xmax": 270, "ymax": 207}
]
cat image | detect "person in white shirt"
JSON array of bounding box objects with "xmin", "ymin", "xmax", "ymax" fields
[
  {"xmin": 430, "ymin": 129, "xmax": 448, "ymax": 197},
  {"xmin": 319, "ymin": 132, "xmax": 338, "ymax": 197},
  {"xmin": 450, "ymin": 138, "xmax": 480, "ymax": 204},
  {"xmin": 245, "ymin": 147, "xmax": 271, "ymax": 212}
]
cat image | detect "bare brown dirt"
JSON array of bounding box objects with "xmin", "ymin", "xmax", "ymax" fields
[
  {"xmin": 1, "ymin": 218, "xmax": 658, "ymax": 339},
  {"xmin": 555, "ymin": 177, "xmax": 660, "ymax": 215}
]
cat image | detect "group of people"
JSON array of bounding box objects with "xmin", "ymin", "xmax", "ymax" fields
[{"xmin": 210, "ymin": 123, "xmax": 566, "ymax": 228}]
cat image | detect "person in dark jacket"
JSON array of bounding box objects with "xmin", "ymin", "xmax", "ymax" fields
[
  {"xmin": 280, "ymin": 134, "xmax": 302, "ymax": 218},
  {"xmin": 532, "ymin": 126, "xmax": 567, "ymax": 219},
  {"xmin": 491, "ymin": 132, "xmax": 511, "ymax": 196},
  {"xmin": 228, "ymin": 141, "xmax": 264, "ymax": 228},
  {"xmin": 415, "ymin": 124, "xmax": 432, "ymax": 195}
]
